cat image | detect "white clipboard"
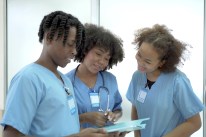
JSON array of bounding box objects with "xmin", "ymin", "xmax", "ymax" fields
[{"xmin": 103, "ymin": 118, "xmax": 150, "ymax": 133}]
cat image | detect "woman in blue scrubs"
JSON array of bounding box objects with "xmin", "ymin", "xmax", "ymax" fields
[
  {"xmin": 1, "ymin": 11, "xmax": 108, "ymax": 137},
  {"xmin": 126, "ymin": 24, "xmax": 205, "ymax": 137},
  {"xmin": 66, "ymin": 23, "xmax": 126, "ymax": 136}
]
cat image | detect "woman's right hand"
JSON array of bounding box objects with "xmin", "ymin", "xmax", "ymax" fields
[
  {"xmin": 80, "ymin": 112, "xmax": 108, "ymax": 127},
  {"xmin": 74, "ymin": 128, "xmax": 109, "ymax": 137}
]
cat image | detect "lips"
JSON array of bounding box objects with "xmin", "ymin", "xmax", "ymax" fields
[
  {"xmin": 93, "ymin": 64, "xmax": 103, "ymax": 71},
  {"xmin": 138, "ymin": 65, "xmax": 145, "ymax": 72}
]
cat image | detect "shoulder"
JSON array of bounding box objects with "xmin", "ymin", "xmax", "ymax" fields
[
  {"xmin": 162, "ymin": 69, "xmax": 192, "ymax": 91},
  {"xmin": 9, "ymin": 63, "xmax": 48, "ymax": 96},
  {"xmin": 12, "ymin": 63, "xmax": 41, "ymax": 81},
  {"xmin": 161, "ymin": 69, "xmax": 187, "ymax": 80},
  {"xmin": 168, "ymin": 69, "xmax": 189, "ymax": 82},
  {"xmin": 174, "ymin": 69, "xmax": 191, "ymax": 85}
]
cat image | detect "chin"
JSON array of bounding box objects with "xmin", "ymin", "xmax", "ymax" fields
[
  {"xmin": 139, "ymin": 70, "xmax": 145, "ymax": 73},
  {"xmin": 60, "ymin": 63, "xmax": 68, "ymax": 68}
]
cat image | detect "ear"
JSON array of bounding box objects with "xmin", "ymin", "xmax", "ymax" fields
[{"xmin": 44, "ymin": 32, "xmax": 52, "ymax": 45}]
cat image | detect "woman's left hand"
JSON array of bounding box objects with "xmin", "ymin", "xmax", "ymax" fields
[
  {"xmin": 108, "ymin": 131, "xmax": 128, "ymax": 137},
  {"xmin": 105, "ymin": 110, "xmax": 122, "ymax": 123}
]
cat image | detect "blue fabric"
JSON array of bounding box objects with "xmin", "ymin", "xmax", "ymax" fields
[
  {"xmin": 66, "ymin": 68, "xmax": 122, "ymax": 128},
  {"xmin": 1, "ymin": 63, "xmax": 80, "ymax": 137},
  {"xmin": 126, "ymin": 69, "xmax": 205, "ymax": 137}
]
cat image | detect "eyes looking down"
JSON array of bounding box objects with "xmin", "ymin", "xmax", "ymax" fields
[
  {"xmin": 46, "ymin": 27, "xmax": 78, "ymax": 68},
  {"xmin": 136, "ymin": 42, "xmax": 165, "ymax": 73},
  {"xmin": 92, "ymin": 47, "xmax": 111, "ymax": 63},
  {"xmin": 85, "ymin": 47, "xmax": 111, "ymax": 71}
]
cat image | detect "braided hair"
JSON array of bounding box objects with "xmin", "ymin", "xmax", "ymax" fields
[{"xmin": 38, "ymin": 11, "xmax": 85, "ymax": 49}]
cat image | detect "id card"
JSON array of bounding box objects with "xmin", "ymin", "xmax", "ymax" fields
[
  {"xmin": 67, "ymin": 95, "xmax": 76, "ymax": 114},
  {"xmin": 137, "ymin": 90, "xmax": 147, "ymax": 103},
  {"xmin": 89, "ymin": 92, "xmax": 100, "ymax": 107}
]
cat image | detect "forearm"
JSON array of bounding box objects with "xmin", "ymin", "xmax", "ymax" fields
[
  {"xmin": 65, "ymin": 128, "xmax": 108, "ymax": 137},
  {"xmin": 3, "ymin": 125, "xmax": 34, "ymax": 137},
  {"xmin": 164, "ymin": 123, "xmax": 199, "ymax": 137},
  {"xmin": 163, "ymin": 124, "xmax": 195, "ymax": 137},
  {"xmin": 79, "ymin": 113, "xmax": 88, "ymax": 124},
  {"xmin": 134, "ymin": 130, "xmax": 141, "ymax": 137},
  {"xmin": 131, "ymin": 105, "xmax": 140, "ymax": 137},
  {"xmin": 164, "ymin": 114, "xmax": 201, "ymax": 137}
]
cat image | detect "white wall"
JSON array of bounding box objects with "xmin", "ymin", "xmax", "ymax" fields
[
  {"xmin": 6, "ymin": 0, "xmax": 204, "ymax": 137},
  {"xmin": 203, "ymin": 0, "xmax": 206, "ymax": 135},
  {"xmin": 0, "ymin": 0, "xmax": 6, "ymax": 110},
  {"xmin": 0, "ymin": 0, "xmax": 6, "ymax": 135},
  {"xmin": 7, "ymin": 0, "xmax": 91, "ymax": 85},
  {"xmin": 100, "ymin": 0, "xmax": 204, "ymax": 137}
]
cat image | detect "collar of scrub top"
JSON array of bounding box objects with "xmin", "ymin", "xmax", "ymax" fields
[{"xmin": 73, "ymin": 64, "xmax": 110, "ymax": 112}]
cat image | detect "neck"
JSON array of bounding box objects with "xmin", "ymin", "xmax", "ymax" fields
[
  {"xmin": 146, "ymin": 70, "xmax": 161, "ymax": 81},
  {"xmin": 77, "ymin": 64, "xmax": 96, "ymax": 77},
  {"xmin": 35, "ymin": 58, "xmax": 59, "ymax": 79},
  {"xmin": 76, "ymin": 64, "xmax": 97, "ymax": 88}
]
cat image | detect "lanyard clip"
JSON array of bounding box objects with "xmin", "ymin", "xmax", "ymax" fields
[{"xmin": 64, "ymin": 87, "xmax": 71, "ymax": 95}]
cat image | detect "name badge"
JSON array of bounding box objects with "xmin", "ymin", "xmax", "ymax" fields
[
  {"xmin": 89, "ymin": 92, "xmax": 100, "ymax": 107},
  {"xmin": 67, "ymin": 95, "xmax": 76, "ymax": 114},
  {"xmin": 137, "ymin": 89, "xmax": 147, "ymax": 103}
]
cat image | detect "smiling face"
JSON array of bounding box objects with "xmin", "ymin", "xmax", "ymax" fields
[
  {"xmin": 47, "ymin": 27, "xmax": 77, "ymax": 68},
  {"xmin": 136, "ymin": 42, "xmax": 165, "ymax": 76},
  {"xmin": 82, "ymin": 46, "xmax": 111, "ymax": 74}
]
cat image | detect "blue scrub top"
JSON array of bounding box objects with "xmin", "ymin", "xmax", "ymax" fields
[
  {"xmin": 126, "ymin": 69, "xmax": 205, "ymax": 137},
  {"xmin": 66, "ymin": 68, "xmax": 123, "ymax": 128},
  {"xmin": 1, "ymin": 63, "xmax": 80, "ymax": 137}
]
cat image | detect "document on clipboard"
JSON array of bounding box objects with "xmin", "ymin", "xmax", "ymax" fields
[{"xmin": 103, "ymin": 118, "xmax": 150, "ymax": 133}]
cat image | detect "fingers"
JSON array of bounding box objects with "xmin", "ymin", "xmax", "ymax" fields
[
  {"xmin": 79, "ymin": 128, "xmax": 109, "ymax": 137},
  {"xmin": 119, "ymin": 131, "xmax": 128, "ymax": 137},
  {"xmin": 105, "ymin": 112, "xmax": 117, "ymax": 122},
  {"xmin": 108, "ymin": 131, "xmax": 128, "ymax": 137},
  {"xmin": 81, "ymin": 128, "xmax": 107, "ymax": 134},
  {"xmin": 108, "ymin": 131, "xmax": 121, "ymax": 137},
  {"xmin": 93, "ymin": 129, "xmax": 109, "ymax": 137},
  {"xmin": 93, "ymin": 112, "xmax": 108, "ymax": 127},
  {"xmin": 95, "ymin": 111, "xmax": 121, "ymax": 127},
  {"xmin": 96, "ymin": 128, "xmax": 107, "ymax": 134}
]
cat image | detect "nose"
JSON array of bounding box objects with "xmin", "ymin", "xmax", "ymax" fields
[
  {"xmin": 98, "ymin": 57, "xmax": 104, "ymax": 65},
  {"xmin": 69, "ymin": 43, "xmax": 77, "ymax": 55},
  {"xmin": 72, "ymin": 48, "xmax": 77, "ymax": 55},
  {"xmin": 98, "ymin": 57, "xmax": 108, "ymax": 69}
]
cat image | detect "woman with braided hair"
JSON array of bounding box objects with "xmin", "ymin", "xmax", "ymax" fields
[{"xmin": 1, "ymin": 11, "xmax": 109, "ymax": 137}]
